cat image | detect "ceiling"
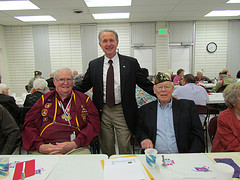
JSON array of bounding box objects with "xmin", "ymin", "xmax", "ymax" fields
[{"xmin": 0, "ymin": 0, "xmax": 240, "ymax": 26}]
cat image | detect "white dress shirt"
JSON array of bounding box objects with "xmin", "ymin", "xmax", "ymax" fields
[{"xmin": 103, "ymin": 54, "xmax": 121, "ymax": 104}]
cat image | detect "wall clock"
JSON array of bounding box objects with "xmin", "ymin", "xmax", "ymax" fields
[{"xmin": 206, "ymin": 42, "xmax": 217, "ymax": 53}]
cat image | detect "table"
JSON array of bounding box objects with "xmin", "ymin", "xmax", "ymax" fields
[
  {"xmin": 111, "ymin": 153, "xmax": 240, "ymax": 180},
  {"xmin": 207, "ymin": 93, "xmax": 224, "ymax": 104},
  {"xmin": 0, "ymin": 154, "xmax": 108, "ymax": 180},
  {"xmin": 199, "ymin": 83, "xmax": 216, "ymax": 89}
]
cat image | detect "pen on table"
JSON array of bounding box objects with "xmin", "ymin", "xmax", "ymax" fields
[
  {"xmin": 21, "ymin": 161, "xmax": 25, "ymax": 180},
  {"xmin": 162, "ymin": 155, "xmax": 166, "ymax": 166}
]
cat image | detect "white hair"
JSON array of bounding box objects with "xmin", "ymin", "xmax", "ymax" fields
[
  {"xmin": 33, "ymin": 79, "xmax": 48, "ymax": 91},
  {"xmin": 0, "ymin": 84, "xmax": 8, "ymax": 94}
]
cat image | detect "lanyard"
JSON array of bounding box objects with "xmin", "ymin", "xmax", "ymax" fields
[
  {"xmin": 57, "ymin": 93, "xmax": 73, "ymax": 126},
  {"xmin": 40, "ymin": 92, "xmax": 81, "ymax": 137}
]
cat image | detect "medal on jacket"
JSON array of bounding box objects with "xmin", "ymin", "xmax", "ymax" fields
[{"xmin": 58, "ymin": 93, "xmax": 73, "ymax": 122}]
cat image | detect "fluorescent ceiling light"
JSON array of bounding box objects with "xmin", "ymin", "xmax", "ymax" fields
[
  {"xmin": 0, "ymin": 0, "xmax": 39, "ymax": 10},
  {"xmin": 85, "ymin": 0, "xmax": 131, "ymax": 7},
  {"xmin": 205, "ymin": 10, "xmax": 240, "ymax": 17},
  {"xmin": 93, "ymin": 13, "xmax": 130, "ymax": 19},
  {"xmin": 227, "ymin": 0, "xmax": 240, "ymax": 3},
  {"xmin": 14, "ymin": 15, "xmax": 56, "ymax": 22}
]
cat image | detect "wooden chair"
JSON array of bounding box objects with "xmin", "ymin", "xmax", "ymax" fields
[
  {"xmin": 196, "ymin": 105, "xmax": 210, "ymax": 152},
  {"xmin": 208, "ymin": 116, "xmax": 218, "ymax": 144}
]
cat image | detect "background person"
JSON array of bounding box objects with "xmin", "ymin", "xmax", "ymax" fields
[
  {"xmin": 0, "ymin": 83, "xmax": 21, "ymax": 125},
  {"xmin": 22, "ymin": 68, "xmax": 100, "ymax": 155},
  {"xmin": 24, "ymin": 78, "xmax": 50, "ymax": 107},
  {"xmin": 0, "ymin": 104, "xmax": 21, "ymax": 155},
  {"xmin": 173, "ymin": 68, "xmax": 184, "ymax": 85},
  {"xmin": 195, "ymin": 70, "xmax": 212, "ymax": 83},
  {"xmin": 136, "ymin": 72, "xmax": 205, "ymax": 153},
  {"xmin": 136, "ymin": 68, "xmax": 156, "ymax": 107},
  {"xmin": 212, "ymin": 82, "xmax": 240, "ymax": 152},
  {"xmin": 213, "ymin": 71, "xmax": 234, "ymax": 92},
  {"xmin": 172, "ymin": 74, "xmax": 208, "ymax": 126},
  {"xmin": 74, "ymin": 29, "xmax": 154, "ymax": 156},
  {"xmin": 27, "ymin": 70, "xmax": 43, "ymax": 93},
  {"xmin": 234, "ymin": 70, "xmax": 240, "ymax": 83},
  {"xmin": 46, "ymin": 72, "xmax": 55, "ymax": 91}
]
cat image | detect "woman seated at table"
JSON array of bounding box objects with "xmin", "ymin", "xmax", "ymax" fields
[
  {"xmin": 212, "ymin": 82, "xmax": 240, "ymax": 152},
  {"xmin": 173, "ymin": 68, "xmax": 184, "ymax": 85},
  {"xmin": 23, "ymin": 78, "xmax": 49, "ymax": 107}
]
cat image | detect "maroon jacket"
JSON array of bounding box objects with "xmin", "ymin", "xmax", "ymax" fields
[{"xmin": 22, "ymin": 90, "xmax": 100, "ymax": 151}]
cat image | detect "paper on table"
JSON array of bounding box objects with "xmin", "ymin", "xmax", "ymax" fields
[
  {"xmin": 7, "ymin": 156, "xmax": 59, "ymax": 180},
  {"xmin": 103, "ymin": 157, "xmax": 149, "ymax": 180},
  {"xmin": 13, "ymin": 160, "xmax": 35, "ymax": 180}
]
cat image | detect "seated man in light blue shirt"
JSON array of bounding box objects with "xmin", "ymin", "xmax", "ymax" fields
[
  {"xmin": 172, "ymin": 74, "xmax": 209, "ymax": 126},
  {"xmin": 136, "ymin": 72, "xmax": 205, "ymax": 154}
]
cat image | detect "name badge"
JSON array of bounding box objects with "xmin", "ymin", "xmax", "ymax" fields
[{"xmin": 70, "ymin": 131, "xmax": 76, "ymax": 141}]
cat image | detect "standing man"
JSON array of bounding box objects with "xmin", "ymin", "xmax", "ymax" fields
[
  {"xmin": 74, "ymin": 29, "xmax": 154, "ymax": 156},
  {"xmin": 27, "ymin": 70, "xmax": 43, "ymax": 93}
]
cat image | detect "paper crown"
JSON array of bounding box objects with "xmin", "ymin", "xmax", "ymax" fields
[
  {"xmin": 154, "ymin": 72, "xmax": 171, "ymax": 84},
  {"xmin": 34, "ymin": 71, "xmax": 42, "ymax": 76}
]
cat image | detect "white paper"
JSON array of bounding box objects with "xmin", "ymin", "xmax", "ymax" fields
[
  {"xmin": 3, "ymin": 156, "xmax": 59, "ymax": 180},
  {"xmin": 104, "ymin": 157, "xmax": 149, "ymax": 180}
]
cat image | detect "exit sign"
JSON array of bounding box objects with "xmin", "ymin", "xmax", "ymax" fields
[{"xmin": 159, "ymin": 28, "xmax": 168, "ymax": 35}]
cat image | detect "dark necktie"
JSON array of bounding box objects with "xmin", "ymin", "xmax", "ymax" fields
[{"xmin": 106, "ymin": 60, "xmax": 115, "ymax": 108}]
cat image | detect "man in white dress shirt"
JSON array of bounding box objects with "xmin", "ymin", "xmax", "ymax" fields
[{"xmin": 173, "ymin": 74, "xmax": 209, "ymax": 126}]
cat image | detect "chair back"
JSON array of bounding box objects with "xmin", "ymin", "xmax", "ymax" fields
[
  {"xmin": 208, "ymin": 116, "xmax": 218, "ymax": 144},
  {"xmin": 216, "ymin": 84, "xmax": 228, "ymax": 93},
  {"xmin": 196, "ymin": 105, "xmax": 210, "ymax": 125},
  {"xmin": 196, "ymin": 105, "xmax": 210, "ymax": 152}
]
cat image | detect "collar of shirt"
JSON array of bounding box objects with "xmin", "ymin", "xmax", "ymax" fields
[{"xmin": 157, "ymin": 98, "xmax": 173, "ymax": 110}]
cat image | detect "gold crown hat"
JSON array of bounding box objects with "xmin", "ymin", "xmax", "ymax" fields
[
  {"xmin": 154, "ymin": 72, "xmax": 171, "ymax": 84},
  {"xmin": 34, "ymin": 71, "xmax": 42, "ymax": 76}
]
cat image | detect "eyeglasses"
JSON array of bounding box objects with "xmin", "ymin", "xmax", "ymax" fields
[
  {"xmin": 155, "ymin": 85, "xmax": 172, "ymax": 90},
  {"xmin": 56, "ymin": 78, "xmax": 73, "ymax": 83}
]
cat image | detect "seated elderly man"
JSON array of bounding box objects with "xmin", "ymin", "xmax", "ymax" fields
[
  {"xmin": 24, "ymin": 78, "xmax": 50, "ymax": 107},
  {"xmin": 213, "ymin": 71, "xmax": 234, "ymax": 92},
  {"xmin": 136, "ymin": 72, "xmax": 205, "ymax": 153},
  {"xmin": 195, "ymin": 70, "xmax": 212, "ymax": 83},
  {"xmin": 0, "ymin": 83, "xmax": 21, "ymax": 125},
  {"xmin": 22, "ymin": 68, "xmax": 100, "ymax": 155},
  {"xmin": 0, "ymin": 104, "xmax": 21, "ymax": 154},
  {"xmin": 173, "ymin": 74, "xmax": 208, "ymax": 126}
]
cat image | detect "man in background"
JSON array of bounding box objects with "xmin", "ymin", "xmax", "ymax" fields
[
  {"xmin": 195, "ymin": 70, "xmax": 212, "ymax": 83},
  {"xmin": 27, "ymin": 70, "xmax": 42, "ymax": 93},
  {"xmin": 213, "ymin": 71, "xmax": 234, "ymax": 92},
  {"xmin": 74, "ymin": 29, "xmax": 154, "ymax": 156},
  {"xmin": 0, "ymin": 104, "xmax": 21, "ymax": 154},
  {"xmin": 173, "ymin": 74, "xmax": 209, "ymax": 126},
  {"xmin": 46, "ymin": 72, "xmax": 55, "ymax": 91},
  {"xmin": 0, "ymin": 83, "xmax": 21, "ymax": 126}
]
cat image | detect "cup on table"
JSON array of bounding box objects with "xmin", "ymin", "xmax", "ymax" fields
[
  {"xmin": 144, "ymin": 148, "xmax": 158, "ymax": 168},
  {"xmin": 215, "ymin": 163, "xmax": 234, "ymax": 180}
]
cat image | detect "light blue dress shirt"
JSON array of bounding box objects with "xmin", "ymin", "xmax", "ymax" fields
[
  {"xmin": 172, "ymin": 83, "xmax": 208, "ymax": 126},
  {"xmin": 154, "ymin": 99, "xmax": 179, "ymax": 154}
]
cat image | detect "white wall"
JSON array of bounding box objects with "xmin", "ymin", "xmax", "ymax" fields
[
  {"xmin": 195, "ymin": 21, "xmax": 228, "ymax": 80},
  {"xmin": 0, "ymin": 25, "xmax": 9, "ymax": 84},
  {"xmin": 1, "ymin": 20, "xmax": 237, "ymax": 96}
]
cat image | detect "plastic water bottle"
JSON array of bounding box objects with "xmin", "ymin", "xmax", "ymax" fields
[{"xmin": 214, "ymin": 77, "xmax": 218, "ymax": 84}]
